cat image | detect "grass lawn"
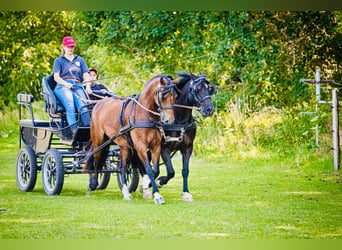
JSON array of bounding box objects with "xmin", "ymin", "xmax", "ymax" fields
[{"xmin": 0, "ymin": 136, "xmax": 341, "ymax": 239}]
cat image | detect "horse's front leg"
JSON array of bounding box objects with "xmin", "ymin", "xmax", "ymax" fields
[
  {"xmin": 130, "ymin": 151, "xmax": 152, "ymax": 200},
  {"xmin": 120, "ymin": 147, "xmax": 132, "ymax": 200},
  {"xmin": 181, "ymin": 147, "xmax": 194, "ymax": 202},
  {"xmin": 139, "ymin": 148, "xmax": 165, "ymax": 204},
  {"xmin": 157, "ymin": 147, "xmax": 175, "ymax": 188},
  {"xmin": 150, "ymin": 151, "xmax": 165, "ymax": 204}
]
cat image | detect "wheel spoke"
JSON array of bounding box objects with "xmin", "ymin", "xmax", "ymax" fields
[
  {"xmin": 46, "ymin": 156, "xmax": 54, "ymax": 188},
  {"xmin": 21, "ymin": 154, "xmax": 31, "ymax": 184},
  {"xmin": 46, "ymin": 156, "xmax": 58, "ymax": 189},
  {"xmin": 41, "ymin": 149, "xmax": 64, "ymax": 195},
  {"xmin": 16, "ymin": 146, "xmax": 37, "ymax": 192}
]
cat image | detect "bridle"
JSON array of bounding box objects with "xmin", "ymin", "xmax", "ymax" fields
[
  {"xmin": 155, "ymin": 77, "xmax": 179, "ymax": 112},
  {"xmin": 189, "ymin": 77, "xmax": 215, "ymax": 112}
]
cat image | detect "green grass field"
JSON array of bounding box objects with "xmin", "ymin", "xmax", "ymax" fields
[{"xmin": 0, "ymin": 135, "xmax": 341, "ymax": 239}]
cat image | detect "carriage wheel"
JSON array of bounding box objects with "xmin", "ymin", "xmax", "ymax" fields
[
  {"xmin": 96, "ymin": 160, "xmax": 111, "ymax": 190},
  {"xmin": 117, "ymin": 166, "xmax": 139, "ymax": 193},
  {"xmin": 42, "ymin": 148, "xmax": 64, "ymax": 195},
  {"xmin": 15, "ymin": 145, "xmax": 37, "ymax": 192}
]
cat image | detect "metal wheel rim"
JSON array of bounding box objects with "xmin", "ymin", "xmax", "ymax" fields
[
  {"xmin": 43, "ymin": 155, "xmax": 57, "ymax": 191},
  {"xmin": 17, "ymin": 152, "xmax": 31, "ymax": 186}
]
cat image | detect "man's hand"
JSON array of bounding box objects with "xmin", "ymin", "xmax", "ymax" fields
[
  {"xmin": 86, "ymin": 84, "xmax": 92, "ymax": 94},
  {"xmin": 100, "ymin": 89, "xmax": 108, "ymax": 94},
  {"xmin": 64, "ymin": 81, "xmax": 73, "ymax": 89}
]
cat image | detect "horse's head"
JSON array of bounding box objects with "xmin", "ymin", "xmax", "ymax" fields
[
  {"xmin": 154, "ymin": 77, "xmax": 178, "ymax": 124},
  {"xmin": 179, "ymin": 72, "xmax": 215, "ymax": 117}
]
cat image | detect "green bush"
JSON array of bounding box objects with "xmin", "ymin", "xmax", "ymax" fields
[
  {"xmin": 0, "ymin": 100, "xmax": 48, "ymax": 139},
  {"xmin": 193, "ymin": 100, "xmax": 332, "ymax": 159}
]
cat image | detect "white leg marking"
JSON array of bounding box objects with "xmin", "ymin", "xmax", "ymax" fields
[
  {"xmin": 139, "ymin": 175, "xmax": 152, "ymax": 199},
  {"xmin": 142, "ymin": 175, "xmax": 150, "ymax": 189},
  {"xmin": 143, "ymin": 189, "xmax": 152, "ymax": 200},
  {"xmin": 182, "ymin": 192, "xmax": 194, "ymax": 202},
  {"xmin": 140, "ymin": 174, "xmax": 152, "ymax": 200},
  {"xmin": 153, "ymin": 192, "xmax": 165, "ymax": 204},
  {"xmin": 122, "ymin": 184, "xmax": 132, "ymax": 201}
]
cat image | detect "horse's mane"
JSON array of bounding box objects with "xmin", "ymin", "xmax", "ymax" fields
[
  {"xmin": 140, "ymin": 74, "xmax": 174, "ymax": 103},
  {"xmin": 176, "ymin": 72, "xmax": 192, "ymax": 90},
  {"xmin": 144, "ymin": 74, "xmax": 174, "ymax": 87}
]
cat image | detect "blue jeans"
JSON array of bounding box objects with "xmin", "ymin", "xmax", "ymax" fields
[{"xmin": 54, "ymin": 80, "xmax": 90, "ymax": 128}]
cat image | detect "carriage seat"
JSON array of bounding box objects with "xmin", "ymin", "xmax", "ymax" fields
[{"xmin": 42, "ymin": 74, "xmax": 65, "ymax": 116}]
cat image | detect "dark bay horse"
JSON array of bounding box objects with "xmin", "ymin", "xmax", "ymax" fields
[
  {"xmin": 85, "ymin": 75, "xmax": 178, "ymax": 204},
  {"xmin": 138, "ymin": 72, "xmax": 215, "ymax": 202}
]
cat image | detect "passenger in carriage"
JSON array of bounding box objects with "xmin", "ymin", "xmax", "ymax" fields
[
  {"xmin": 87, "ymin": 67, "xmax": 112, "ymax": 100},
  {"xmin": 52, "ymin": 36, "xmax": 92, "ymax": 130}
]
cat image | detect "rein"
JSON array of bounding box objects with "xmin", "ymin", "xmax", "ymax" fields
[
  {"xmin": 128, "ymin": 96, "xmax": 161, "ymax": 117},
  {"xmin": 72, "ymin": 92, "xmax": 99, "ymax": 103},
  {"xmin": 71, "ymin": 89, "xmax": 161, "ymax": 116},
  {"xmin": 173, "ymin": 104, "xmax": 200, "ymax": 111},
  {"xmin": 90, "ymin": 92, "xmax": 109, "ymax": 100},
  {"xmin": 74, "ymin": 91, "xmax": 200, "ymax": 112}
]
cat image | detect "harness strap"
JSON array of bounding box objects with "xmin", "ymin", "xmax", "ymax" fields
[
  {"xmin": 120, "ymin": 120, "xmax": 160, "ymax": 148},
  {"xmin": 163, "ymin": 121, "xmax": 197, "ymax": 132},
  {"xmin": 119, "ymin": 121, "xmax": 158, "ymax": 134},
  {"xmin": 119, "ymin": 95, "xmax": 160, "ymax": 148},
  {"xmin": 79, "ymin": 121, "xmax": 159, "ymax": 165},
  {"xmin": 119, "ymin": 97, "xmax": 134, "ymax": 147},
  {"xmin": 159, "ymin": 121, "xmax": 197, "ymax": 143}
]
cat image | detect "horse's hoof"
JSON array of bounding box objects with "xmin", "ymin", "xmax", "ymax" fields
[
  {"xmin": 153, "ymin": 192, "xmax": 165, "ymax": 204},
  {"xmin": 88, "ymin": 183, "xmax": 97, "ymax": 191},
  {"xmin": 88, "ymin": 176, "xmax": 98, "ymax": 191},
  {"xmin": 122, "ymin": 185, "xmax": 132, "ymax": 200},
  {"xmin": 143, "ymin": 189, "xmax": 152, "ymax": 200},
  {"xmin": 139, "ymin": 184, "xmax": 144, "ymax": 194},
  {"xmin": 182, "ymin": 192, "xmax": 194, "ymax": 202},
  {"xmin": 156, "ymin": 180, "xmax": 163, "ymax": 188},
  {"xmin": 123, "ymin": 194, "xmax": 133, "ymax": 201}
]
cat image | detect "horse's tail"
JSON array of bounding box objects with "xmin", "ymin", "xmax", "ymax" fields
[
  {"xmin": 83, "ymin": 141, "xmax": 94, "ymax": 173},
  {"xmin": 97, "ymin": 143, "xmax": 110, "ymax": 172}
]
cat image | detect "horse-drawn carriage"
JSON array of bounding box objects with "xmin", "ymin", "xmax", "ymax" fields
[
  {"xmin": 16, "ymin": 75, "xmax": 139, "ymax": 195},
  {"xmin": 15, "ymin": 72, "xmax": 215, "ymax": 204}
]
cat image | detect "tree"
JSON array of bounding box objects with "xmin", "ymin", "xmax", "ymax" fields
[
  {"xmin": 1, "ymin": 11, "xmax": 341, "ymax": 110},
  {"xmin": 71, "ymin": 11, "xmax": 341, "ymax": 109},
  {"xmin": 0, "ymin": 11, "xmax": 72, "ymax": 108}
]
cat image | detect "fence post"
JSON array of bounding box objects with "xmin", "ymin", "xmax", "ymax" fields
[
  {"xmin": 332, "ymin": 88, "xmax": 340, "ymax": 171},
  {"xmin": 315, "ymin": 69, "xmax": 320, "ymax": 149}
]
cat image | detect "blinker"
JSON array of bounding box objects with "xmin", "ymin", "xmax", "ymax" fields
[{"xmin": 209, "ymin": 86, "xmax": 215, "ymax": 95}]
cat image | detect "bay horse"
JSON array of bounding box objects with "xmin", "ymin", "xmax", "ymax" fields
[
  {"xmin": 137, "ymin": 72, "xmax": 215, "ymax": 202},
  {"xmin": 84, "ymin": 75, "xmax": 178, "ymax": 204}
]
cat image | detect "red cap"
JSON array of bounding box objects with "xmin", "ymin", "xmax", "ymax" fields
[{"xmin": 62, "ymin": 36, "xmax": 76, "ymax": 47}]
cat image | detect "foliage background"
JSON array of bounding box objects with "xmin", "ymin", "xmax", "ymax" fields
[
  {"xmin": 0, "ymin": 11, "xmax": 341, "ymax": 156},
  {"xmin": 1, "ymin": 11, "xmax": 341, "ymax": 108}
]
